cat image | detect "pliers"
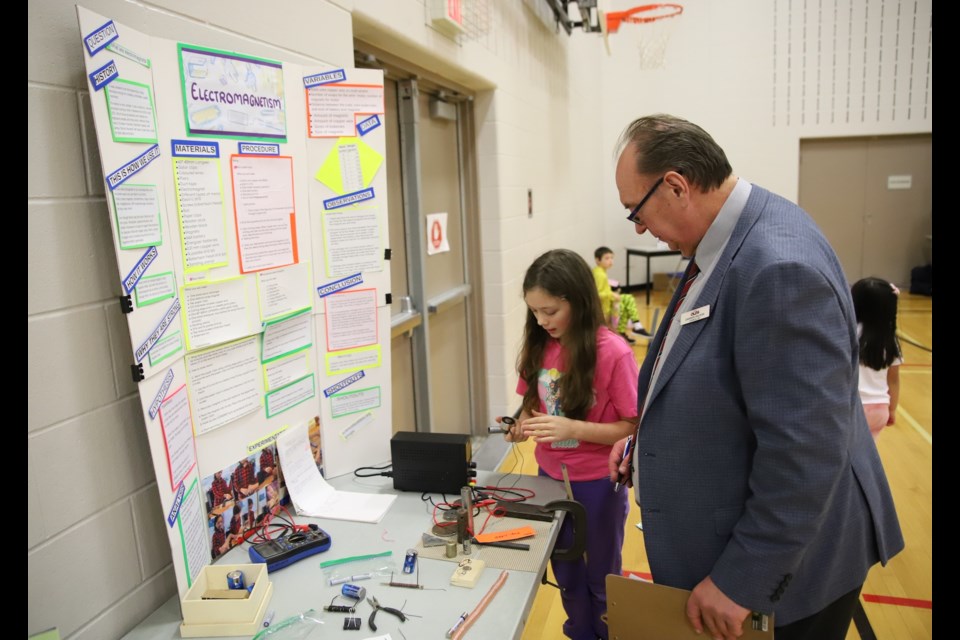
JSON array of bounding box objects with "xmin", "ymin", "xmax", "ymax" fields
[{"xmin": 366, "ymin": 595, "xmax": 406, "ymax": 632}]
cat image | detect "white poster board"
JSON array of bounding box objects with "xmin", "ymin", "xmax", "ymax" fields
[{"xmin": 76, "ymin": 6, "xmax": 393, "ymax": 600}]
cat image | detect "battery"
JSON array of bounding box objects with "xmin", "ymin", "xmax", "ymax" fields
[
  {"xmin": 341, "ymin": 583, "xmax": 367, "ymax": 601},
  {"xmin": 403, "ymin": 548, "xmax": 418, "ymax": 574},
  {"xmin": 226, "ymin": 570, "xmax": 245, "ymax": 590}
]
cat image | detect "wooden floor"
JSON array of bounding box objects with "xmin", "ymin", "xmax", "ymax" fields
[{"xmin": 498, "ymin": 289, "xmax": 932, "ymax": 640}]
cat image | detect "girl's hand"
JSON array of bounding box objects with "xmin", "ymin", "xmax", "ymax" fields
[
  {"xmin": 499, "ymin": 416, "xmax": 528, "ymax": 443},
  {"xmin": 521, "ymin": 410, "xmax": 575, "ymax": 443}
]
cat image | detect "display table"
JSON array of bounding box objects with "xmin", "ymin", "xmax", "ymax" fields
[
  {"xmin": 624, "ymin": 247, "xmax": 682, "ymax": 304},
  {"xmin": 122, "ymin": 469, "xmax": 568, "ymax": 640}
]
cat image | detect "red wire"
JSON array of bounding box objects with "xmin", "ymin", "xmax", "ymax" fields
[
  {"xmin": 430, "ymin": 486, "xmax": 538, "ymax": 537},
  {"xmin": 240, "ymin": 504, "xmax": 306, "ymax": 544}
]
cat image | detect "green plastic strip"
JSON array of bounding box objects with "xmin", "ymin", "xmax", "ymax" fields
[
  {"xmin": 250, "ymin": 609, "xmax": 318, "ymax": 640},
  {"xmin": 319, "ymin": 550, "xmax": 392, "ymax": 568}
]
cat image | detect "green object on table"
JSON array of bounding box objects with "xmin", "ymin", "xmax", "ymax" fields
[
  {"xmin": 319, "ymin": 550, "xmax": 392, "ymax": 568},
  {"xmin": 250, "ymin": 609, "xmax": 322, "ymax": 640}
]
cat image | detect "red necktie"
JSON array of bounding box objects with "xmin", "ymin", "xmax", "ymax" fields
[{"xmin": 650, "ymin": 259, "xmax": 700, "ymax": 377}]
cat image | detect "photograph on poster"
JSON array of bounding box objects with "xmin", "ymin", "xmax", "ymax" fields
[
  {"xmin": 226, "ymin": 502, "xmax": 244, "ymax": 540},
  {"xmin": 257, "ymin": 444, "xmax": 279, "ymax": 484},
  {"xmin": 255, "ymin": 486, "xmax": 269, "ymax": 524},
  {"xmin": 208, "ymin": 512, "xmax": 237, "ymax": 560},
  {"xmin": 200, "ymin": 446, "xmax": 286, "ymax": 561},
  {"xmin": 201, "ymin": 468, "xmax": 235, "ymax": 513},
  {"xmin": 230, "ymin": 455, "xmax": 260, "ymax": 500},
  {"xmin": 263, "ymin": 481, "xmax": 284, "ymax": 515},
  {"xmin": 243, "ymin": 496, "xmax": 257, "ymax": 530}
]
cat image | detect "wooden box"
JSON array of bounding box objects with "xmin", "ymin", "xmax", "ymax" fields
[{"xmin": 179, "ymin": 563, "xmax": 273, "ymax": 637}]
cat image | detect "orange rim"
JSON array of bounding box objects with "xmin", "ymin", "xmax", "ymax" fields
[{"xmin": 606, "ymin": 3, "xmax": 683, "ymax": 34}]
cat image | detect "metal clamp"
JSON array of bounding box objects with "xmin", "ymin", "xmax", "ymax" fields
[{"xmin": 540, "ymin": 499, "xmax": 587, "ymax": 562}]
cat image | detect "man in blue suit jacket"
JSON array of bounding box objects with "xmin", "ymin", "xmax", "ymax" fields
[{"xmin": 609, "ymin": 114, "xmax": 903, "ymax": 640}]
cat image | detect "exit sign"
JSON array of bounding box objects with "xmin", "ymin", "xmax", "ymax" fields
[{"xmin": 430, "ymin": 0, "xmax": 465, "ymax": 35}]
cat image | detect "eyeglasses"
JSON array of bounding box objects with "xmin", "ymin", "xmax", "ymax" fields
[{"xmin": 625, "ymin": 176, "xmax": 665, "ymax": 224}]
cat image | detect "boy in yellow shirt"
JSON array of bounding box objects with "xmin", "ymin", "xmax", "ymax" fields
[{"xmin": 593, "ymin": 246, "xmax": 651, "ymax": 344}]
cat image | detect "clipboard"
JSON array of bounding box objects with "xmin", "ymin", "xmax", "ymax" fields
[{"xmin": 605, "ymin": 574, "xmax": 774, "ymax": 639}]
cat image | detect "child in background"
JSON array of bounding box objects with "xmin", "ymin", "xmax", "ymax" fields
[
  {"xmin": 852, "ymin": 277, "xmax": 903, "ymax": 439},
  {"xmin": 593, "ymin": 246, "xmax": 651, "ymax": 344},
  {"xmin": 244, "ymin": 498, "xmax": 256, "ymax": 530},
  {"xmin": 500, "ymin": 248, "xmax": 639, "ymax": 640}
]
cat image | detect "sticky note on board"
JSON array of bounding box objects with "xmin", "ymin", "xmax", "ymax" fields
[{"xmin": 474, "ymin": 526, "xmax": 535, "ymax": 544}]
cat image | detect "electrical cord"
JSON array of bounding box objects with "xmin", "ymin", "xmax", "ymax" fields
[
  {"xmin": 354, "ymin": 462, "xmax": 393, "ymax": 478},
  {"xmin": 495, "ymin": 407, "xmax": 526, "ymax": 488},
  {"xmin": 897, "ymin": 331, "xmax": 932, "ymax": 353},
  {"xmin": 496, "ymin": 441, "xmax": 526, "ymax": 489},
  {"xmin": 239, "ymin": 504, "xmax": 316, "ymax": 545},
  {"xmin": 424, "ymin": 484, "xmax": 537, "ymax": 537}
]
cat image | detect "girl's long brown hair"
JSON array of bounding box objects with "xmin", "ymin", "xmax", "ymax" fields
[{"xmin": 517, "ymin": 249, "xmax": 604, "ymax": 420}]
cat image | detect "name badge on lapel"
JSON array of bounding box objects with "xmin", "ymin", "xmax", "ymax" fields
[{"xmin": 680, "ymin": 305, "xmax": 710, "ymax": 325}]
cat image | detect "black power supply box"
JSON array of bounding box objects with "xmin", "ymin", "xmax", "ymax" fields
[{"xmin": 390, "ymin": 431, "xmax": 474, "ymax": 494}]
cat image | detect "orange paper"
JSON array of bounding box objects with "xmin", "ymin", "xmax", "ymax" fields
[{"xmin": 474, "ymin": 526, "xmax": 536, "ymax": 543}]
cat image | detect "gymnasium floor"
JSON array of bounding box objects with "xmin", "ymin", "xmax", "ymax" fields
[{"xmin": 496, "ymin": 289, "xmax": 932, "ymax": 640}]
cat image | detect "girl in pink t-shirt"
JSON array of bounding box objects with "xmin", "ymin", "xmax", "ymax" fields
[{"xmin": 500, "ymin": 248, "xmax": 639, "ymax": 640}]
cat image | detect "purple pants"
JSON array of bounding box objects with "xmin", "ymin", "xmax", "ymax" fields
[{"xmin": 541, "ymin": 470, "xmax": 629, "ymax": 640}]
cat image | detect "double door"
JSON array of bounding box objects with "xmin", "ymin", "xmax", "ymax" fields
[
  {"xmin": 373, "ymin": 63, "xmax": 486, "ymax": 436},
  {"xmin": 798, "ymin": 134, "xmax": 932, "ymax": 286}
]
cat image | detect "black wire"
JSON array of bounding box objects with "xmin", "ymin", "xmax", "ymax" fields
[
  {"xmin": 496, "ymin": 440, "xmax": 525, "ymax": 488},
  {"xmin": 476, "ymin": 484, "xmax": 535, "ymax": 503},
  {"xmin": 422, "ymin": 492, "xmax": 466, "ymax": 517},
  {"xmin": 244, "ymin": 507, "xmax": 300, "ymax": 543},
  {"xmin": 493, "ymin": 407, "xmax": 527, "ymax": 488},
  {"xmin": 898, "ymin": 332, "xmax": 932, "ymax": 353},
  {"xmin": 359, "ymin": 462, "xmax": 393, "ymax": 469},
  {"xmin": 354, "ymin": 462, "xmax": 393, "ymax": 478}
]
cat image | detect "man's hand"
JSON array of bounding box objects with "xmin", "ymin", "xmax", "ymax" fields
[
  {"xmin": 608, "ymin": 437, "xmax": 630, "ymax": 485},
  {"xmin": 686, "ymin": 576, "xmax": 751, "ymax": 640}
]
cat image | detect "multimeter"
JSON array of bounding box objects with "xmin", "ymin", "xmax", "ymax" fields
[{"xmin": 248, "ymin": 525, "xmax": 332, "ymax": 572}]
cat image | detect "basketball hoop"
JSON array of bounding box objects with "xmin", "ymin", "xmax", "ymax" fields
[{"xmin": 603, "ymin": 4, "xmax": 684, "ymax": 70}]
